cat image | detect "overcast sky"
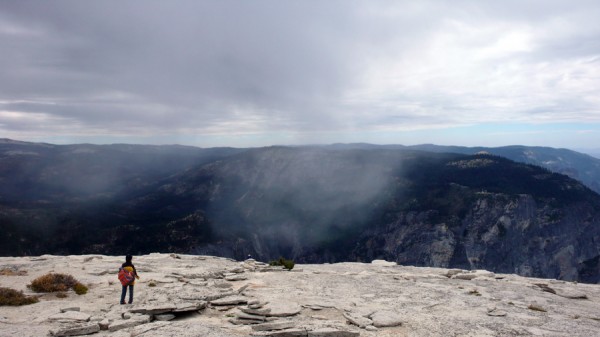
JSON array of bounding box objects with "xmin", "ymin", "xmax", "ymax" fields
[{"xmin": 1, "ymin": 1, "xmax": 600, "ymax": 149}]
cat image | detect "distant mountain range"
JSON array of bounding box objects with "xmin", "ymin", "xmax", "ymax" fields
[{"xmin": 1, "ymin": 139, "xmax": 599, "ymax": 283}]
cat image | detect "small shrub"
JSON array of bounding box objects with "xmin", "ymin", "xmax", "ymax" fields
[
  {"xmin": 269, "ymin": 257, "xmax": 295, "ymax": 270},
  {"xmin": 0, "ymin": 268, "xmax": 27, "ymax": 276},
  {"xmin": 73, "ymin": 283, "xmax": 88, "ymax": 295},
  {"xmin": 0, "ymin": 287, "xmax": 39, "ymax": 306},
  {"xmin": 56, "ymin": 292, "xmax": 68, "ymax": 298},
  {"xmin": 28, "ymin": 273, "xmax": 86, "ymax": 295},
  {"xmin": 148, "ymin": 282, "xmax": 157, "ymax": 287}
]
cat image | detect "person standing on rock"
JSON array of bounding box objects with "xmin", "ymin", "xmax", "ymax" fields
[{"xmin": 119, "ymin": 255, "xmax": 140, "ymax": 304}]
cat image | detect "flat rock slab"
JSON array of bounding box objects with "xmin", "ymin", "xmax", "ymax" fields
[
  {"xmin": 343, "ymin": 312, "xmax": 372, "ymax": 328},
  {"xmin": 130, "ymin": 304, "xmax": 177, "ymax": 315},
  {"xmin": 49, "ymin": 323, "xmax": 100, "ymax": 337},
  {"xmin": 210, "ymin": 295, "xmax": 248, "ymax": 306},
  {"xmin": 268, "ymin": 302, "xmax": 302, "ymax": 317},
  {"xmin": 308, "ymin": 328, "xmax": 360, "ymax": 337},
  {"xmin": 452, "ymin": 273, "xmax": 478, "ymax": 280},
  {"xmin": 370, "ymin": 310, "xmax": 403, "ymax": 327},
  {"xmin": 225, "ymin": 274, "xmax": 248, "ymax": 281},
  {"xmin": 108, "ymin": 315, "xmax": 151, "ymax": 332},
  {"xmin": 251, "ymin": 328, "xmax": 308, "ymax": 336},
  {"xmin": 556, "ymin": 289, "xmax": 588, "ymax": 299},
  {"xmin": 155, "ymin": 314, "xmax": 176, "ymax": 321},
  {"xmin": 487, "ymin": 309, "xmax": 508, "ymax": 317},
  {"xmin": 176, "ymin": 301, "xmax": 208, "ymax": 312},
  {"xmin": 130, "ymin": 321, "xmax": 240, "ymax": 337},
  {"xmin": 229, "ymin": 318, "xmax": 264, "ymax": 325},
  {"xmin": 236, "ymin": 310, "xmax": 267, "ymax": 321},
  {"xmin": 48, "ymin": 311, "xmax": 91, "ymax": 322},
  {"xmin": 241, "ymin": 307, "xmax": 272, "ymax": 315},
  {"xmin": 60, "ymin": 307, "xmax": 80, "ymax": 313},
  {"xmin": 252, "ymin": 321, "xmax": 296, "ymax": 331}
]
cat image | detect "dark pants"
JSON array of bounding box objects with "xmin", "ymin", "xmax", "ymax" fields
[{"xmin": 120, "ymin": 285, "xmax": 134, "ymax": 304}]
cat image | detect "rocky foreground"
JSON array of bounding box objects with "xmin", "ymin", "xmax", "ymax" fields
[{"xmin": 0, "ymin": 254, "xmax": 599, "ymax": 337}]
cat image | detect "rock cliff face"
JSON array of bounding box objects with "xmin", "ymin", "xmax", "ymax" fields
[{"xmin": 350, "ymin": 194, "xmax": 600, "ymax": 284}]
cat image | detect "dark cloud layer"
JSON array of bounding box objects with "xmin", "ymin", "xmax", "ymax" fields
[{"xmin": 1, "ymin": 1, "xmax": 599, "ymax": 146}]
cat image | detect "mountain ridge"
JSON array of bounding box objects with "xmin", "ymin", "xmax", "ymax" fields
[{"xmin": 1, "ymin": 139, "xmax": 599, "ymax": 283}]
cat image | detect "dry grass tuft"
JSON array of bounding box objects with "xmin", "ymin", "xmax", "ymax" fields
[
  {"xmin": 28, "ymin": 273, "xmax": 88, "ymax": 295},
  {"xmin": 0, "ymin": 287, "xmax": 39, "ymax": 306},
  {"xmin": 0, "ymin": 268, "xmax": 27, "ymax": 276}
]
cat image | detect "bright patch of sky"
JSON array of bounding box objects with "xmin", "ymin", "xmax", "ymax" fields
[{"xmin": 1, "ymin": 1, "xmax": 599, "ymax": 149}]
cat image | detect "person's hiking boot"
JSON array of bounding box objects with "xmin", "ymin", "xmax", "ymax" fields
[{"xmin": 120, "ymin": 301, "xmax": 125, "ymax": 305}]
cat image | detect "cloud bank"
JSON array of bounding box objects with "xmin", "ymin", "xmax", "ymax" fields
[{"xmin": 1, "ymin": 1, "xmax": 599, "ymax": 147}]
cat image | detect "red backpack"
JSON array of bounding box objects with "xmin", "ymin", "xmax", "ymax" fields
[{"xmin": 118, "ymin": 267, "xmax": 135, "ymax": 286}]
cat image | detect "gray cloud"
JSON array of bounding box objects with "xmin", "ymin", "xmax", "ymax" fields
[{"xmin": 1, "ymin": 1, "xmax": 600, "ymax": 146}]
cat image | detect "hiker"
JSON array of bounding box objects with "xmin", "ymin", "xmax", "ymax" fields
[{"xmin": 118, "ymin": 255, "xmax": 140, "ymax": 304}]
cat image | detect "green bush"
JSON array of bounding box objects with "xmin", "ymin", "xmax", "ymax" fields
[
  {"xmin": 269, "ymin": 257, "xmax": 295, "ymax": 270},
  {"xmin": 73, "ymin": 283, "xmax": 88, "ymax": 295},
  {"xmin": 0, "ymin": 287, "xmax": 39, "ymax": 306},
  {"xmin": 28, "ymin": 273, "xmax": 87, "ymax": 295}
]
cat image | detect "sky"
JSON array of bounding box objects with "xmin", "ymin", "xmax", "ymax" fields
[{"xmin": 1, "ymin": 1, "xmax": 600, "ymax": 149}]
